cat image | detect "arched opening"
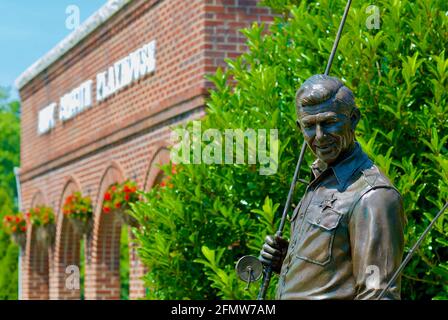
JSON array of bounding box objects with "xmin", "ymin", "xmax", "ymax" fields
[
  {"xmin": 143, "ymin": 147, "xmax": 171, "ymax": 192},
  {"xmin": 87, "ymin": 162, "xmax": 140, "ymax": 300},
  {"xmin": 51, "ymin": 177, "xmax": 90, "ymax": 300},
  {"xmin": 86, "ymin": 163, "xmax": 124, "ymax": 300},
  {"xmin": 22, "ymin": 191, "xmax": 50, "ymax": 300}
]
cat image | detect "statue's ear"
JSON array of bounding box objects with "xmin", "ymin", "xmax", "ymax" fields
[{"xmin": 350, "ymin": 107, "xmax": 361, "ymax": 130}]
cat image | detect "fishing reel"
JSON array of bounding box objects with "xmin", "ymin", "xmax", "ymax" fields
[{"xmin": 235, "ymin": 255, "xmax": 263, "ymax": 290}]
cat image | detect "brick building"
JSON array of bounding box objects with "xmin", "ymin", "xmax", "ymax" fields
[{"xmin": 15, "ymin": 0, "xmax": 272, "ymax": 300}]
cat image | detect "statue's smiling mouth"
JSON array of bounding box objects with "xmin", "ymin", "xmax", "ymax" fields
[{"xmin": 315, "ymin": 143, "xmax": 335, "ymax": 152}]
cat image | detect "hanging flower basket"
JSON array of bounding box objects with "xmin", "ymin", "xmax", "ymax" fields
[
  {"xmin": 27, "ymin": 206, "xmax": 55, "ymax": 248},
  {"xmin": 102, "ymin": 180, "xmax": 140, "ymax": 227},
  {"xmin": 69, "ymin": 217, "xmax": 93, "ymax": 236},
  {"xmin": 11, "ymin": 231, "xmax": 27, "ymax": 249},
  {"xmin": 35, "ymin": 224, "xmax": 55, "ymax": 247},
  {"xmin": 114, "ymin": 207, "xmax": 139, "ymax": 228},
  {"xmin": 63, "ymin": 192, "xmax": 93, "ymax": 236},
  {"xmin": 3, "ymin": 213, "xmax": 27, "ymax": 249}
]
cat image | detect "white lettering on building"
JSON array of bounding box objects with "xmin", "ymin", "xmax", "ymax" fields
[
  {"xmin": 59, "ymin": 80, "xmax": 93, "ymax": 122},
  {"xmin": 36, "ymin": 39, "xmax": 156, "ymax": 135},
  {"xmin": 38, "ymin": 103, "xmax": 57, "ymax": 135},
  {"xmin": 96, "ymin": 40, "xmax": 156, "ymax": 102}
]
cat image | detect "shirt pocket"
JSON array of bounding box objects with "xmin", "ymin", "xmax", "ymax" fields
[{"xmin": 296, "ymin": 207, "xmax": 343, "ymax": 266}]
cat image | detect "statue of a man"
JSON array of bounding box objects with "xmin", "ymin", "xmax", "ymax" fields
[{"xmin": 260, "ymin": 74, "xmax": 406, "ymax": 300}]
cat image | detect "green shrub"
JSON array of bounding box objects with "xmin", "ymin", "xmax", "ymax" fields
[
  {"xmin": 132, "ymin": 0, "xmax": 448, "ymax": 300},
  {"xmin": 120, "ymin": 225, "xmax": 130, "ymax": 300},
  {"xmin": 0, "ymin": 189, "xmax": 18, "ymax": 300},
  {"xmin": 0, "ymin": 88, "xmax": 20, "ymax": 299}
]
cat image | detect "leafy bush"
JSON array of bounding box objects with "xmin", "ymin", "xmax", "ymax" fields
[
  {"xmin": 132, "ymin": 0, "xmax": 448, "ymax": 300},
  {"xmin": 120, "ymin": 225, "xmax": 130, "ymax": 300},
  {"xmin": 0, "ymin": 88, "xmax": 20, "ymax": 299},
  {"xmin": 0, "ymin": 232, "xmax": 19, "ymax": 300},
  {"xmin": 0, "ymin": 190, "xmax": 19, "ymax": 300}
]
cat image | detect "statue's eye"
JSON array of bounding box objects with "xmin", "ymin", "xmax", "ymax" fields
[{"xmin": 323, "ymin": 118, "xmax": 337, "ymax": 125}]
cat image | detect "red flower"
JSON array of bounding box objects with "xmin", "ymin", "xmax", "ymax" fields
[
  {"xmin": 124, "ymin": 194, "xmax": 130, "ymax": 201},
  {"xmin": 104, "ymin": 192, "xmax": 112, "ymax": 201},
  {"xmin": 111, "ymin": 185, "xmax": 117, "ymax": 192},
  {"xmin": 171, "ymin": 165, "xmax": 177, "ymax": 175},
  {"xmin": 115, "ymin": 202, "xmax": 121, "ymax": 209},
  {"xmin": 6, "ymin": 216, "xmax": 13, "ymax": 222},
  {"xmin": 160, "ymin": 181, "xmax": 167, "ymax": 188},
  {"xmin": 103, "ymin": 206, "xmax": 111, "ymax": 214},
  {"xmin": 130, "ymin": 186, "xmax": 137, "ymax": 193},
  {"xmin": 123, "ymin": 185, "xmax": 131, "ymax": 193},
  {"xmin": 20, "ymin": 226, "xmax": 27, "ymax": 232}
]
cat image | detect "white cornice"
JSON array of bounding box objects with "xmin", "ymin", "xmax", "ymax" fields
[{"xmin": 15, "ymin": 0, "xmax": 133, "ymax": 90}]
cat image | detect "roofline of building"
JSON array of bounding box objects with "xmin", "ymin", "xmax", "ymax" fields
[{"xmin": 15, "ymin": 0, "xmax": 133, "ymax": 90}]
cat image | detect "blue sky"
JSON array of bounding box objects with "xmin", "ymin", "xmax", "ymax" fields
[{"xmin": 0, "ymin": 1, "xmax": 106, "ymax": 100}]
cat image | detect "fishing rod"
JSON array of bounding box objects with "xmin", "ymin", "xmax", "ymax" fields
[
  {"xmin": 235, "ymin": 0, "xmax": 353, "ymax": 300},
  {"xmin": 377, "ymin": 201, "xmax": 448, "ymax": 299}
]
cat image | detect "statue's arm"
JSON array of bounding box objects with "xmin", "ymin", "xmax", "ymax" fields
[{"xmin": 348, "ymin": 187, "xmax": 406, "ymax": 300}]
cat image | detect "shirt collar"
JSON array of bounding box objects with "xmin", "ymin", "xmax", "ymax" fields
[{"xmin": 311, "ymin": 142, "xmax": 372, "ymax": 189}]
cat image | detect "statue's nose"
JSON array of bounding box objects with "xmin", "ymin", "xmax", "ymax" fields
[{"xmin": 316, "ymin": 124, "xmax": 325, "ymax": 140}]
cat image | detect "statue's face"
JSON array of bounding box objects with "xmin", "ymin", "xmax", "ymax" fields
[{"xmin": 297, "ymin": 99, "xmax": 356, "ymax": 165}]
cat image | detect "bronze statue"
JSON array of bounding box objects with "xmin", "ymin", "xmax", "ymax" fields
[
  {"xmin": 259, "ymin": 74, "xmax": 406, "ymax": 299},
  {"xmin": 237, "ymin": 0, "xmax": 446, "ymax": 301},
  {"xmin": 234, "ymin": 0, "xmax": 446, "ymax": 301}
]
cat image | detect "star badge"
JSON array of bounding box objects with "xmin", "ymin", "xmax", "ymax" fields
[{"xmin": 319, "ymin": 193, "xmax": 337, "ymax": 213}]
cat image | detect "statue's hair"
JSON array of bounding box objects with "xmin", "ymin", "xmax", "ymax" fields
[{"xmin": 295, "ymin": 74, "xmax": 356, "ymax": 114}]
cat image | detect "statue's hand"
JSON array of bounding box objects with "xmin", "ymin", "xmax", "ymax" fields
[{"xmin": 259, "ymin": 234, "xmax": 289, "ymax": 274}]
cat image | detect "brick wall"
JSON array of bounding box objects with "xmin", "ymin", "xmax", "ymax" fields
[{"xmin": 18, "ymin": 0, "xmax": 272, "ymax": 300}]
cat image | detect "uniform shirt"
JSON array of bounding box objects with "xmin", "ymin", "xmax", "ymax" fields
[{"xmin": 276, "ymin": 142, "xmax": 406, "ymax": 300}]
